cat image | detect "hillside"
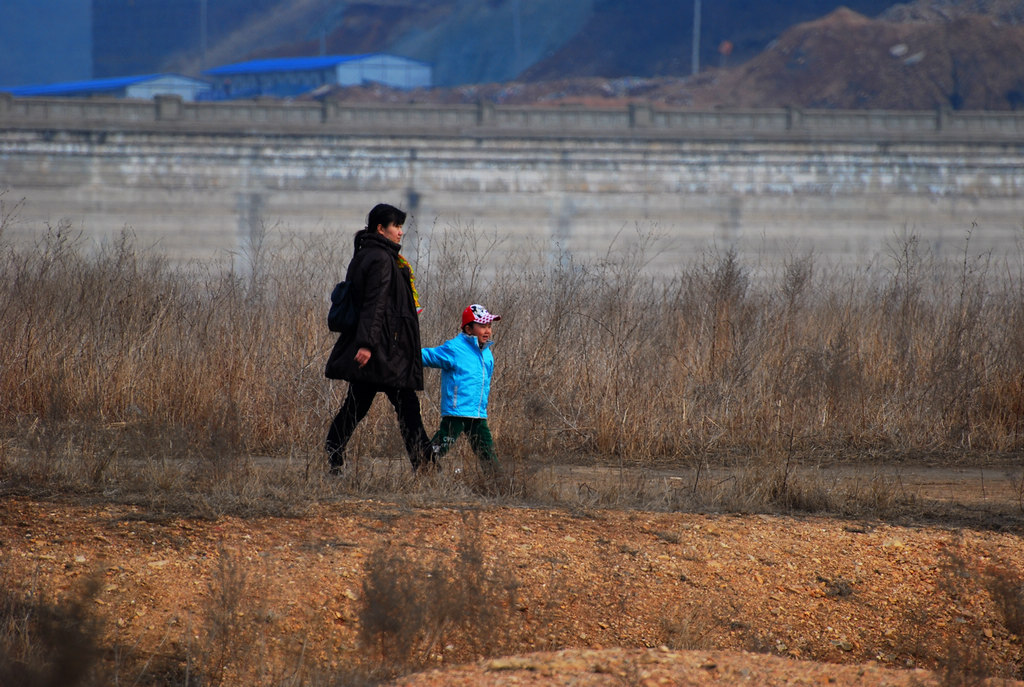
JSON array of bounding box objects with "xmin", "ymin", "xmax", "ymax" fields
[
  {"xmin": 516, "ymin": 0, "xmax": 895, "ymax": 81},
  {"xmin": 881, "ymin": 0, "xmax": 1024, "ymax": 23},
  {"xmin": 163, "ymin": 0, "xmax": 595, "ymax": 87},
  {"xmin": 308, "ymin": 5, "xmax": 1024, "ymax": 111},
  {"xmin": 174, "ymin": 0, "xmax": 898, "ymax": 86},
  {"xmin": 684, "ymin": 7, "xmax": 1024, "ymax": 109},
  {"xmin": 125, "ymin": 0, "xmax": 1024, "ymax": 109}
]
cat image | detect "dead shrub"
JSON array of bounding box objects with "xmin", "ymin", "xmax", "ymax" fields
[
  {"xmin": 984, "ymin": 563, "xmax": 1024, "ymax": 638},
  {"xmin": 357, "ymin": 514, "xmax": 520, "ymax": 676},
  {"xmin": 192, "ymin": 547, "xmax": 277, "ymax": 687},
  {"xmin": 938, "ymin": 636, "xmax": 994, "ymax": 687},
  {"xmin": 897, "ymin": 542, "xmax": 1010, "ymax": 685},
  {"xmin": 0, "ymin": 562, "xmax": 108, "ymax": 687},
  {"xmin": 658, "ymin": 603, "xmax": 714, "ymax": 650}
]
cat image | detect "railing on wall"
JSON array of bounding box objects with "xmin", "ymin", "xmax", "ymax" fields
[{"xmin": 1, "ymin": 92, "xmax": 1023, "ymax": 142}]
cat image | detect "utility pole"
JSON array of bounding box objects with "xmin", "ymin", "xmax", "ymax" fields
[
  {"xmin": 691, "ymin": 0, "xmax": 701, "ymax": 75},
  {"xmin": 200, "ymin": 0, "xmax": 208, "ymax": 70},
  {"xmin": 513, "ymin": 0, "xmax": 523, "ymax": 73}
]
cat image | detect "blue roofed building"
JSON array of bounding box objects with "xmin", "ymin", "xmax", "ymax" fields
[
  {"xmin": 203, "ymin": 54, "xmax": 432, "ymax": 99},
  {"xmin": 3, "ymin": 74, "xmax": 212, "ymax": 101}
]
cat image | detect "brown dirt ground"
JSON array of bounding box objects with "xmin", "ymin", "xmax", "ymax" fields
[{"xmin": 2, "ymin": 466, "xmax": 1023, "ymax": 686}]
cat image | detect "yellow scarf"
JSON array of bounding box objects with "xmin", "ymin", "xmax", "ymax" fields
[{"xmin": 396, "ymin": 254, "xmax": 422, "ymax": 313}]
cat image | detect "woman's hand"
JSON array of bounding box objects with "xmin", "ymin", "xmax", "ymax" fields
[{"xmin": 355, "ymin": 347, "xmax": 371, "ymax": 367}]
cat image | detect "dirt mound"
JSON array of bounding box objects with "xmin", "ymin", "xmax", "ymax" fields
[
  {"xmin": 515, "ymin": 0, "xmax": 899, "ymax": 82},
  {"xmin": 881, "ymin": 0, "xmax": 1024, "ymax": 25},
  {"xmin": 4, "ymin": 492, "xmax": 1023, "ymax": 686},
  {"xmin": 389, "ymin": 647, "xmax": 1021, "ymax": 686},
  {"xmin": 688, "ymin": 7, "xmax": 1024, "ymax": 109}
]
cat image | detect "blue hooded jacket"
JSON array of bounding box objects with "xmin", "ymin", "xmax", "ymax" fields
[{"xmin": 421, "ymin": 332, "xmax": 494, "ymax": 418}]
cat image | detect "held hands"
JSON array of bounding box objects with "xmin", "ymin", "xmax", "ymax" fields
[{"xmin": 355, "ymin": 347, "xmax": 372, "ymax": 367}]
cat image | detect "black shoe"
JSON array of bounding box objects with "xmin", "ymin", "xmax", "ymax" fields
[
  {"xmin": 326, "ymin": 445, "xmax": 344, "ymax": 475},
  {"xmin": 411, "ymin": 443, "xmax": 440, "ymax": 474},
  {"xmin": 413, "ymin": 458, "xmax": 439, "ymax": 475}
]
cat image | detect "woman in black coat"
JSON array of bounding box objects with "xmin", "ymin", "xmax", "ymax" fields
[{"xmin": 324, "ymin": 203, "xmax": 432, "ymax": 473}]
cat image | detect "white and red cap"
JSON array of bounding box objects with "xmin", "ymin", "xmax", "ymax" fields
[{"xmin": 461, "ymin": 304, "xmax": 501, "ymax": 328}]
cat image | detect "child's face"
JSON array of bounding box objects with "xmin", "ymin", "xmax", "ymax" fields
[{"xmin": 465, "ymin": 322, "xmax": 492, "ymax": 345}]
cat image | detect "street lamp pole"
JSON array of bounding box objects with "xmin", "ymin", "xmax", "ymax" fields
[
  {"xmin": 513, "ymin": 0, "xmax": 523, "ymax": 72},
  {"xmin": 200, "ymin": 0, "xmax": 208, "ymax": 69},
  {"xmin": 691, "ymin": 0, "xmax": 701, "ymax": 75}
]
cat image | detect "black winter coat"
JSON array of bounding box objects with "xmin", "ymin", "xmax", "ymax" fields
[{"xmin": 324, "ymin": 230, "xmax": 424, "ymax": 390}]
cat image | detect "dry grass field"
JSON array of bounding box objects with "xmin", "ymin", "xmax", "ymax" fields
[{"xmin": 1, "ymin": 198, "xmax": 1023, "ymax": 685}]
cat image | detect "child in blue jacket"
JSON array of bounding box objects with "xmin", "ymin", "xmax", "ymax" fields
[{"xmin": 421, "ymin": 304, "xmax": 501, "ymax": 469}]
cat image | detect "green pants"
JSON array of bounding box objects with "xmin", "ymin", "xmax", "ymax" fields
[{"xmin": 431, "ymin": 416, "xmax": 498, "ymax": 466}]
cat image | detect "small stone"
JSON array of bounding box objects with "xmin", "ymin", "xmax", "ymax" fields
[{"xmin": 488, "ymin": 657, "xmax": 536, "ymax": 671}]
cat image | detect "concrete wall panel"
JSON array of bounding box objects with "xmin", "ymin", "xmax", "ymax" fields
[{"xmin": 2, "ymin": 98, "xmax": 1023, "ymax": 274}]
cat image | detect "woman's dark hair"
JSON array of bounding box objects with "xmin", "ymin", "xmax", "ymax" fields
[{"xmin": 366, "ymin": 203, "xmax": 407, "ymax": 232}]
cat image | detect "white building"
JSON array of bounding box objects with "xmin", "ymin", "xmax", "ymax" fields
[
  {"xmin": 3, "ymin": 74, "xmax": 212, "ymax": 101},
  {"xmin": 204, "ymin": 54, "xmax": 433, "ymax": 99}
]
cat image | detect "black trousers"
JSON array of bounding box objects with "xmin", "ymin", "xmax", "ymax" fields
[{"xmin": 325, "ymin": 382, "xmax": 432, "ymax": 469}]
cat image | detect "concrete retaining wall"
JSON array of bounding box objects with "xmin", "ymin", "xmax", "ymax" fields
[{"xmin": 1, "ymin": 94, "xmax": 1022, "ymax": 273}]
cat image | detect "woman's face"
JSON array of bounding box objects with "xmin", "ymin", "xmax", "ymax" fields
[{"xmin": 377, "ymin": 222, "xmax": 403, "ymax": 244}]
